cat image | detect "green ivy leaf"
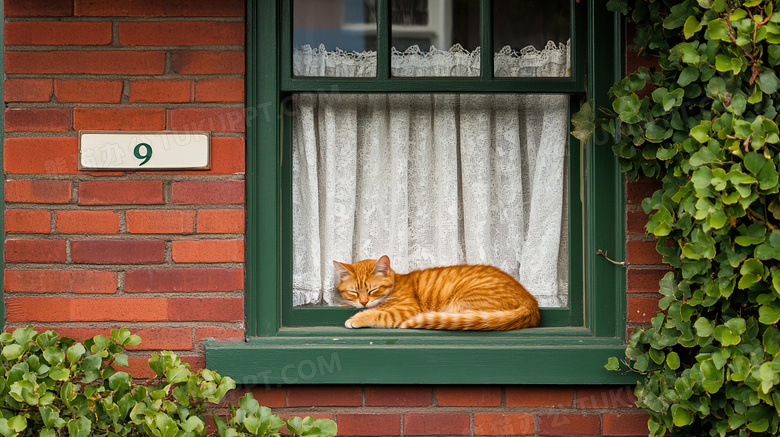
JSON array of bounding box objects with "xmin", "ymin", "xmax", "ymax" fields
[
  {"xmin": 690, "ymin": 122, "xmax": 711, "ymax": 143},
  {"xmin": 66, "ymin": 417, "xmax": 91, "ymax": 437},
  {"xmin": 66, "ymin": 343, "xmax": 86, "ymax": 364},
  {"xmin": 571, "ymin": 100, "xmax": 596, "ymax": 142},
  {"xmin": 759, "ymin": 301, "xmax": 780, "ymax": 324},
  {"xmin": 684, "ymin": 16, "xmax": 703, "ymax": 39},
  {"xmin": 695, "ymin": 317, "xmax": 714, "ymax": 337},
  {"xmin": 2, "ymin": 344, "xmax": 24, "ymax": 361},
  {"xmin": 672, "ymin": 404, "xmax": 694, "ymax": 426},
  {"xmin": 758, "ymin": 70, "xmax": 780, "ymax": 94},
  {"xmin": 706, "ymin": 18, "xmax": 731, "ymax": 41},
  {"xmin": 678, "ymin": 66, "xmax": 700, "ymax": 86},
  {"xmin": 667, "ymin": 351, "xmax": 680, "ymax": 370}
]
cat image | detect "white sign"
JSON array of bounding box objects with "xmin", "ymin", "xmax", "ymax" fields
[{"xmin": 79, "ymin": 131, "xmax": 210, "ymax": 170}]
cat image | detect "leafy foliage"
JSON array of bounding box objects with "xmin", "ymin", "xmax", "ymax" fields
[
  {"xmin": 0, "ymin": 327, "xmax": 337, "ymax": 437},
  {"xmin": 576, "ymin": 0, "xmax": 780, "ymax": 435}
]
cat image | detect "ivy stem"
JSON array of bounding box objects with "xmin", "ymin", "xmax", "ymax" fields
[{"xmin": 596, "ymin": 249, "xmax": 626, "ymax": 266}]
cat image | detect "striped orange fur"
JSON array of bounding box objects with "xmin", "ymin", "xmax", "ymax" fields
[{"xmin": 333, "ymin": 255, "xmax": 540, "ymax": 331}]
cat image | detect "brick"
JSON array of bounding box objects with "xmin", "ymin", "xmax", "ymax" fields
[
  {"xmin": 71, "ymin": 240, "xmax": 165, "ymax": 264},
  {"xmin": 627, "ymin": 240, "xmax": 663, "ymax": 265},
  {"xmin": 74, "ymin": 0, "xmax": 244, "ymax": 17},
  {"xmin": 172, "ymin": 181, "xmax": 244, "ymax": 204},
  {"xmin": 5, "ymin": 108, "xmax": 71, "ymax": 132},
  {"xmin": 628, "ymin": 297, "xmax": 661, "ymax": 323},
  {"xmin": 404, "ymin": 413, "xmax": 470, "ymax": 436},
  {"xmin": 79, "ymin": 180, "xmax": 163, "ymax": 205},
  {"xmin": 172, "ymin": 51, "xmax": 245, "ymax": 74},
  {"xmin": 577, "ymin": 386, "xmax": 637, "ymax": 409},
  {"xmin": 209, "ymin": 137, "xmax": 245, "ymax": 174},
  {"xmin": 125, "ymin": 268, "xmax": 243, "ymax": 292},
  {"xmin": 603, "ymin": 413, "xmax": 650, "ymax": 436},
  {"xmin": 6, "ymin": 297, "xmax": 71, "ymax": 322},
  {"xmin": 5, "ymin": 0, "xmax": 72, "ymax": 16},
  {"xmin": 5, "ymin": 239, "xmax": 66, "ymax": 263},
  {"xmin": 436, "ymin": 386, "xmax": 501, "ymax": 406},
  {"xmin": 5, "ymin": 269, "xmax": 117, "ymax": 293},
  {"xmin": 168, "ymin": 108, "xmax": 245, "ymax": 132},
  {"xmin": 55, "ymin": 80, "xmax": 123, "ymax": 103},
  {"xmin": 474, "ymin": 413, "xmax": 535, "ymax": 436},
  {"xmin": 5, "ymin": 79, "xmax": 52, "ymax": 102},
  {"xmin": 126, "ymin": 210, "xmax": 196, "ymax": 234},
  {"xmin": 128, "ymin": 80, "xmax": 192, "ymax": 103},
  {"xmin": 538, "ymin": 414, "xmax": 600, "ymax": 436},
  {"xmin": 6, "ymin": 51, "xmax": 165, "ymax": 75},
  {"xmin": 626, "ymin": 177, "xmax": 661, "ymax": 205},
  {"xmin": 627, "ymin": 209, "xmax": 649, "ymax": 235},
  {"xmin": 5, "ymin": 270, "xmax": 68, "ymax": 293},
  {"xmin": 167, "ymin": 298, "xmax": 243, "ymax": 321},
  {"xmin": 506, "ymin": 386, "xmax": 574, "ymax": 407},
  {"xmin": 365, "ymin": 386, "xmax": 432, "ymax": 406},
  {"xmin": 120, "ymin": 22, "xmax": 244, "ymax": 46},
  {"xmin": 197, "ymin": 209, "xmax": 245, "ymax": 233},
  {"xmin": 6, "ymin": 180, "xmax": 72, "ymax": 203},
  {"xmin": 128, "ymin": 328, "xmax": 192, "ymax": 350},
  {"xmin": 55, "ymin": 210, "xmax": 120, "ymax": 234},
  {"xmin": 196, "ymin": 79, "xmax": 244, "ymax": 102},
  {"xmin": 71, "ymin": 297, "xmax": 169, "ymax": 321},
  {"xmin": 5, "ymin": 21, "xmax": 112, "ymax": 45},
  {"xmin": 172, "ymin": 239, "xmax": 244, "ymax": 263},
  {"xmin": 195, "ymin": 327, "xmax": 244, "ymax": 343},
  {"xmin": 336, "ymin": 414, "xmax": 401, "ymax": 437},
  {"xmin": 221, "ymin": 386, "xmax": 285, "ymax": 408},
  {"xmin": 286, "ymin": 386, "xmax": 362, "ymax": 407},
  {"xmin": 73, "ymin": 107, "xmax": 165, "ymax": 131},
  {"xmin": 124, "ymin": 356, "xmax": 156, "ymax": 378},
  {"xmin": 628, "ymin": 268, "xmax": 670, "ymax": 294},
  {"xmin": 4, "ymin": 137, "xmax": 79, "ymax": 174},
  {"xmin": 5, "ymin": 210, "xmax": 51, "ymax": 233}
]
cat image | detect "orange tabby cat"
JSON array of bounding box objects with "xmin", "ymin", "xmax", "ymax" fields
[{"xmin": 333, "ymin": 255, "xmax": 540, "ymax": 331}]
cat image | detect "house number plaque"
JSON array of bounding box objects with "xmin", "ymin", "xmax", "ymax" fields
[{"xmin": 79, "ymin": 131, "xmax": 211, "ymax": 170}]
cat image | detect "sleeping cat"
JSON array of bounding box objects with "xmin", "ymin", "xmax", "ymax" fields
[{"xmin": 333, "ymin": 255, "xmax": 540, "ymax": 331}]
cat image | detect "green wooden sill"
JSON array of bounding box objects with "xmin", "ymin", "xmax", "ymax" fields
[{"xmin": 205, "ymin": 327, "xmax": 640, "ymax": 385}]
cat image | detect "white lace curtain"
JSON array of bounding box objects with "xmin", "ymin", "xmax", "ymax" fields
[
  {"xmin": 292, "ymin": 43, "xmax": 570, "ymax": 308},
  {"xmin": 293, "ymin": 41, "xmax": 570, "ymax": 78}
]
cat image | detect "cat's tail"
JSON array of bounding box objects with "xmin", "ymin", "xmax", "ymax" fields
[{"xmin": 398, "ymin": 306, "xmax": 541, "ymax": 331}]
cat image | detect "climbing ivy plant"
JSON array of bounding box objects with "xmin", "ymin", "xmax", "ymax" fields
[{"xmin": 573, "ymin": 0, "xmax": 780, "ymax": 435}]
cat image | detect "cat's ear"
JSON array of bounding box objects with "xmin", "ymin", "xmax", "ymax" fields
[
  {"xmin": 332, "ymin": 261, "xmax": 353, "ymax": 281},
  {"xmin": 372, "ymin": 255, "xmax": 392, "ymax": 276}
]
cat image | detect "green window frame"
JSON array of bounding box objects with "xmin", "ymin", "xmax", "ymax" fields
[{"xmin": 206, "ymin": 0, "xmax": 637, "ymax": 385}]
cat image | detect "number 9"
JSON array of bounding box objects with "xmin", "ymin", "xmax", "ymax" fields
[{"xmin": 134, "ymin": 143, "xmax": 152, "ymax": 166}]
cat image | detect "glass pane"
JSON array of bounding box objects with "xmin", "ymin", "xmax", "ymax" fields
[
  {"xmin": 292, "ymin": 93, "xmax": 569, "ymax": 308},
  {"xmin": 392, "ymin": 0, "xmax": 480, "ymax": 77},
  {"xmin": 494, "ymin": 0, "xmax": 571, "ymax": 77},
  {"xmin": 293, "ymin": 0, "xmax": 377, "ymax": 77}
]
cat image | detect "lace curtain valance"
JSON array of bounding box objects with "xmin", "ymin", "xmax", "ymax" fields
[
  {"xmin": 293, "ymin": 41, "xmax": 571, "ymax": 78},
  {"xmin": 292, "ymin": 42, "xmax": 571, "ymax": 308}
]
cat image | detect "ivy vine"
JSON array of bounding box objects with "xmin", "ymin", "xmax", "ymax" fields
[{"xmin": 573, "ymin": 0, "xmax": 780, "ymax": 435}]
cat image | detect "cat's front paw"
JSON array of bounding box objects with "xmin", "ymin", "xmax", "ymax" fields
[{"xmin": 345, "ymin": 317, "xmax": 365, "ymax": 328}]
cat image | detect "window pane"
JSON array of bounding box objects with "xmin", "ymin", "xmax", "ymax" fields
[
  {"xmin": 391, "ymin": 0, "xmax": 480, "ymax": 77},
  {"xmin": 293, "ymin": 0, "xmax": 378, "ymax": 77},
  {"xmin": 292, "ymin": 93, "xmax": 569, "ymax": 308},
  {"xmin": 494, "ymin": 0, "xmax": 571, "ymax": 77}
]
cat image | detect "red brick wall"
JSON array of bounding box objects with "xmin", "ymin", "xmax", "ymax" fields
[
  {"xmin": 3, "ymin": 0, "xmax": 246, "ymax": 375},
  {"xmin": 3, "ymin": 2, "xmax": 661, "ymax": 436}
]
